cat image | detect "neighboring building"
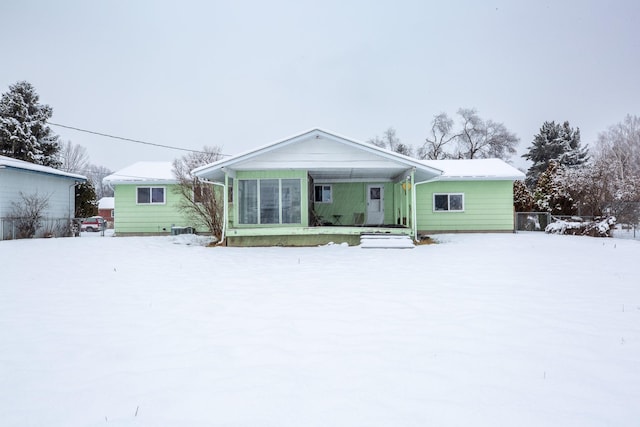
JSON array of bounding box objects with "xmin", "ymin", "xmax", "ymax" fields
[
  {"xmin": 0, "ymin": 155, "xmax": 87, "ymax": 240},
  {"xmin": 97, "ymin": 197, "xmax": 114, "ymax": 227},
  {"xmin": 103, "ymin": 162, "xmax": 206, "ymax": 236},
  {"xmin": 192, "ymin": 129, "xmax": 525, "ymax": 246}
]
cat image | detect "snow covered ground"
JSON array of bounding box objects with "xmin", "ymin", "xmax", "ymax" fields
[{"xmin": 1, "ymin": 232, "xmax": 639, "ymax": 426}]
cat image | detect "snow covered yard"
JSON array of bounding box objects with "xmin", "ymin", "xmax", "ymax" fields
[{"xmin": 1, "ymin": 233, "xmax": 639, "ymax": 426}]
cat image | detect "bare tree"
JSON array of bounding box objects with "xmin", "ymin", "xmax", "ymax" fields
[
  {"xmin": 455, "ymin": 108, "xmax": 519, "ymax": 160},
  {"xmin": 85, "ymin": 164, "xmax": 114, "ymax": 199},
  {"xmin": 10, "ymin": 191, "xmax": 51, "ymax": 238},
  {"xmin": 57, "ymin": 140, "xmax": 89, "ymax": 173},
  {"xmin": 595, "ymin": 114, "xmax": 640, "ymax": 181},
  {"xmin": 172, "ymin": 146, "xmax": 224, "ymax": 239},
  {"xmin": 418, "ymin": 112, "xmax": 457, "ymax": 159},
  {"xmin": 368, "ymin": 127, "xmax": 413, "ymax": 156}
]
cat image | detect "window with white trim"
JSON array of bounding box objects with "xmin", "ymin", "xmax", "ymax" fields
[
  {"xmin": 314, "ymin": 184, "xmax": 332, "ymax": 203},
  {"xmin": 434, "ymin": 193, "xmax": 464, "ymax": 212},
  {"xmin": 137, "ymin": 187, "xmax": 166, "ymax": 204},
  {"xmin": 238, "ymin": 178, "xmax": 301, "ymax": 224}
]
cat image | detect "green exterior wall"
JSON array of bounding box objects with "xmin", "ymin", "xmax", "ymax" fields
[
  {"xmin": 113, "ymin": 184, "xmax": 202, "ymax": 234},
  {"xmin": 416, "ymin": 180, "xmax": 515, "ymax": 232},
  {"xmin": 313, "ymin": 182, "xmax": 400, "ymax": 225}
]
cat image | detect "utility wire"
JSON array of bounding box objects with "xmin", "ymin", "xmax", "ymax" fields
[{"xmin": 48, "ymin": 121, "xmax": 229, "ymax": 156}]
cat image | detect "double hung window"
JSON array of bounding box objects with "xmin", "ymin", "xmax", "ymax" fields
[
  {"xmin": 137, "ymin": 187, "xmax": 165, "ymax": 204},
  {"xmin": 314, "ymin": 184, "xmax": 332, "ymax": 203}
]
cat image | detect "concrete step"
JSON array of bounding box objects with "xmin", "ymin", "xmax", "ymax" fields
[{"xmin": 359, "ymin": 234, "xmax": 415, "ymax": 249}]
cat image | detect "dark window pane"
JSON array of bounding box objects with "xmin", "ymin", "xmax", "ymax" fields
[
  {"xmin": 434, "ymin": 194, "xmax": 448, "ymax": 211},
  {"xmin": 151, "ymin": 187, "xmax": 165, "ymax": 203},
  {"xmin": 137, "ymin": 187, "xmax": 150, "ymax": 204},
  {"xmin": 450, "ymin": 194, "xmax": 463, "ymax": 211},
  {"xmin": 370, "ymin": 187, "xmax": 381, "ymax": 200}
]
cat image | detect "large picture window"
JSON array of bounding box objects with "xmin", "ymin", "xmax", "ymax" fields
[
  {"xmin": 238, "ymin": 178, "xmax": 301, "ymax": 224},
  {"xmin": 137, "ymin": 187, "xmax": 165, "ymax": 204},
  {"xmin": 434, "ymin": 193, "xmax": 464, "ymax": 212}
]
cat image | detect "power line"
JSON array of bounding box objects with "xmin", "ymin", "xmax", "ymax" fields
[{"xmin": 48, "ymin": 122, "xmax": 230, "ymax": 156}]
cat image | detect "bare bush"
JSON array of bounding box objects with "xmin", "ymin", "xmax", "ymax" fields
[{"xmin": 9, "ymin": 191, "xmax": 51, "ymax": 238}]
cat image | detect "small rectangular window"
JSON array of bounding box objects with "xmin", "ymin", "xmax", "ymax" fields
[
  {"xmin": 433, "ymin": 193, "xmax": 464, "ymax": 212},
  {"xmin": 193, "ymin": 182, "xmax": 211, "ymax": 204},
  {"xmin": 137, "ymin": 187, "xmax": 166, "ymax": 204},
  {"xmin": 314, "ymin": 184, "xmax": 332, "ymax": 203}
]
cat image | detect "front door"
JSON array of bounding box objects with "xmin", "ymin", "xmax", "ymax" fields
[{"xmin": 366, "ymin": 185, "xmax": 384, "ymax": 225}]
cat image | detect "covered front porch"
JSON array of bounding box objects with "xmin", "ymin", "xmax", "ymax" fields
[
  {"xmin": 222, "ymin": 174, "xmax": 418, "ymax": 246},
  {"xmin": 193, "ymin": 129, "xmax": 443, "ymax": 246}
]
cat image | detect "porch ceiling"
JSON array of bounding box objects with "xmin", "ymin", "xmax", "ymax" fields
[
  {"xmin": 308, "ymin": 167, "xmax": 437, "ymax": 183},
  {"xmin": 309, "ymin": 167, "xmax": 409, "ymax": 182}
]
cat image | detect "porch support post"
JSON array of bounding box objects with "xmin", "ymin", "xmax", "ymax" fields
[
  {"xmin": 405, "ymin": 176, "xmax": 410, "ymax": 229},
  {"xmin": 223, "ymin": 173, "xmax": 229, "ymax": 242},
  {"xmin": 411, "ymin": 169, "xmax": 417, "ymax": 241}
]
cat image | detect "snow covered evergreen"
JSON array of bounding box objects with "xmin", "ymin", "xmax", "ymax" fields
[
  {"xmin": 0, "ymin": 81, "xmax": 60, "ymax": 168},
  {"xmin": 523, "ymin": 121, "xmax": 588, "ymax": 187}
]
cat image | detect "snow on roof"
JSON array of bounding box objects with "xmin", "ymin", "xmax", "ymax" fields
[
  {"xmin": 192, "ymin": 129, "xmax": 525, "ymax": 183},
  {"xmin": 0, "ymin": 155, "xmax": 87, "ymax": 181},
  {"xmin": 421, "ymin": 158, "xmax": 525, "ymax": 181},
  {"xmin": 98, "ymin": 197, "xmax": 114, "ymax": 209},
  {"xmin": 103, "ymin": 162, "xmax": 176, "ymax": 184}
]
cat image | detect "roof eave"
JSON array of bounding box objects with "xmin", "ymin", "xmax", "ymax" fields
[{"xmin": 193, "ymin": 128, "xmax": 444, "ymax": 179}]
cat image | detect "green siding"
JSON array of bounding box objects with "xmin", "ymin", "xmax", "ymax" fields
[
  {"xmin": 312, "ymin": 182, "xmax": 398, "ymax": 225},
  {"xmin": 416, "ymin": 180, "xmax": 515, "ymax": 232},
  {"xmin": 313, "ymin": 182, "xmax": 364, "ymax": 225},
  {"xmin": 113, "ymin": 184, "xmax": 199, "ymax": 234}
]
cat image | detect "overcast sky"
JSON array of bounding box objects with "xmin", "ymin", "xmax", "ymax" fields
[{"xmin": 1, "ymin": 0, "xmax": 638, "ymax": 172}]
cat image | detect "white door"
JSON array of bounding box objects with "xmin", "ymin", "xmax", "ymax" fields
[{"xmin": 366, "ymin": 185, "xmax": 384, "ymax": 225}]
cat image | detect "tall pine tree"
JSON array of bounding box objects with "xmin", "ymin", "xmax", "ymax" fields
[
  {"xmin": 0, "ymin": 81, "xmax": 61, "ymax": 167},
  {"xmin": 523, "ymin": 120, "xmax": 588, "ymax": 187}
]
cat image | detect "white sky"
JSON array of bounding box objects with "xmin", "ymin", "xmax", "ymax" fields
[{"xmin": 1, "ymin": 0, "xmax": 638, "ymax": 172}]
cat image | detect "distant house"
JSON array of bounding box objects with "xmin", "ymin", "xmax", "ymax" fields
[
  {"xmin": 0, "ymin": 155, "xmax": 87, "ymax": 240},
  {"xmin": 192, "ymin": 129, "xmax": 525, "ymax": 246},
  {"xmin": 97, "ymin": 197, "xmax": 114, "ymax": 227},
  {"xmin": 103, "ymin": 162, "xmax": 206, "ymax": 236}
]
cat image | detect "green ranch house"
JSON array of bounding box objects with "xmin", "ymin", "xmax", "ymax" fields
[{"xmin": 105, "ymin": 129, "xmax": 524, "ymax": 246}]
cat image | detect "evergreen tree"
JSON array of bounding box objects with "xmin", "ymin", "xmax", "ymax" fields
[
  {"xmin": 75, "ymin": 182, "xmax": 98, "ymax": 218},
  {"xmin": 0, "ymin": 81, "xmax": 61, "ymax": 167},
  {"xmin": 523, "ymin": 121, "xmax": 588, "ymax": 187},
  {"xmin": 533, "ymin": 161, "xmax": 576, "ymax": 215},
  {"xmin": 513, "ymin": 180, "xmax": 534, "ymax": 212}
]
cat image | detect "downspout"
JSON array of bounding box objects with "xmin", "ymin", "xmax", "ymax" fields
[
  {"xmin": 410, "ymin": 170, "xmax": 416, "ymax": 240},
  {"xmin": 199, "ymin": 177, "xmax": 227, "ymax": 245},
  {"xmin": 413, "ymin": 175, "xmax": 441, "ymax": 241}
]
